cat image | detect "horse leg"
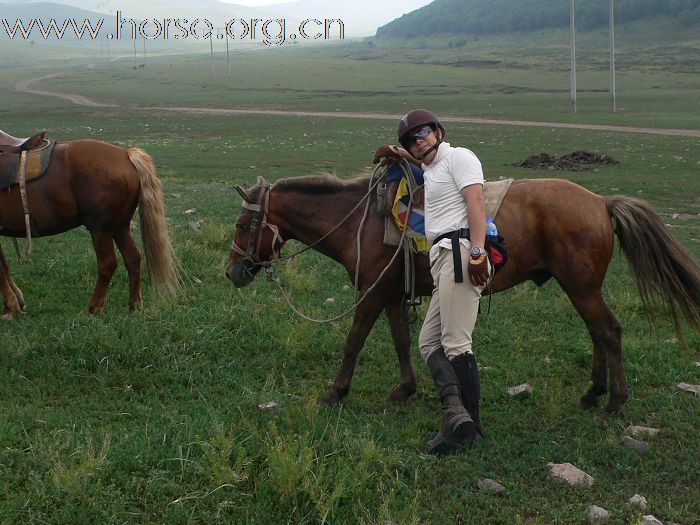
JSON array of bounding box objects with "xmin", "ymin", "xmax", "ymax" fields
[
  {"xmin": 385, "ymin": 297, "xmax": 417, "ymax": 401},
  {"xmin": 113, "ymin": 224, "xmax": 142, "ymax": 310},
  {"xmin": 567, "ymin": 290, "xmax": 626, "ymax": 412},
  {"xmin": 88, "ymin": 230, "xmax": 118, "ymax": 314},
  {"xmin": 0, "ymin": 246, "xmax": 22, "ymax": 318},
  {"xmin": 322, "ymin": 295, "xmax": 386, "ymax": 404},
  {"xmin": 9, "ymin": 277, "xmax": 25, "ymax": 311}
]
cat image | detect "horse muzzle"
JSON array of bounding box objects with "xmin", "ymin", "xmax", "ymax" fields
[{"xmin": 226, "ymin": 258, "xmax": 259, "ymax": 288}]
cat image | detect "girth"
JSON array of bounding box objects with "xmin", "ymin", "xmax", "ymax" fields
[{"xmin": 433, "ymin": 228, "xmax": 470, "ymax": 283}]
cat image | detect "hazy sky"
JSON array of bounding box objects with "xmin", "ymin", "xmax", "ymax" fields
[{"xmin": 220, "ymin": 0, "xmax": 298, "ymax": 5}]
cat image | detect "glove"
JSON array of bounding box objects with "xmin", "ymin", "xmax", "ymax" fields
[
  {"xmin": 372, "ymin": 144, "xmax": 402, "ymax": 165},
  {"xmin": 467, "ymin": 253, "xmax": 489, "ymax": 286}
]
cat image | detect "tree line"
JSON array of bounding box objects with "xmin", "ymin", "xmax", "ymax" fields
[{"xmin": 376, "ymin": 0, "xmax": 700, "ymax": 38}]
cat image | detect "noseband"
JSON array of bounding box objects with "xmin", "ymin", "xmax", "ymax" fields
[{"xmin": 231, "ymin": 184, "xmax": 284, "ymax": 267}]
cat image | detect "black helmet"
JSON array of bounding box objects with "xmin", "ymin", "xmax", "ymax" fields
[{"xmin": 398, "ymin": 109, "xmax": 445, "ymax": 149}]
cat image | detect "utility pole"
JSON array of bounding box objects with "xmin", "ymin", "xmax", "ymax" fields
[
  {"xmin": 570, "ymin": 0, "xmax": 577, "ymax": 114},
  {"xmin": 210, "ymin": 32, "xmax": 215, "ymax": 80},
  {"xmin": 225, "ymin": 30, "xmax": 231, "ymax": 80},
  {"xmin": 610, "ymin": 0, "xmax": 617, "ymax": 112}
]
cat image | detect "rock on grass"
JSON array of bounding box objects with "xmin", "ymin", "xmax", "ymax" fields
[
  {"xmin": 628, "ymin": 494, "xmax": 648, "ymax": 510},
  {"xmin": 626, "ymin": 426, "xmax": 660, "ymax": 438},
  {"xmin": 477, "ymin": 478, "xmax": 506, "ymax": 492},
  {"xmin": 623, "ymin": 436, "xmax": 650, "ymax": 454},
  {"xmin": 506, "ymin": 383, "xmax": 533, "ymax": 397},
  {"xmin": 587, "ymin": 505, "xmax": 610, "ymax": 523},
  {"xmin": 677, "ymin": 382, "xmax": 700, "ymax": 396},
  {"xmin": 548, "ymin": 462, "xmax": 594, "ymax": 487}
]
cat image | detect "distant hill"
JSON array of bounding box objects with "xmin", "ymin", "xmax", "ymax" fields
[
  {"xmin": 0, "ymin": 1, "xmax": 104, "ymax": 23},
  {"xmin": 263, "ymin": 0, "xmax": 434, "ymax": 36},
  {"xmin": 0, "ymin": 2, "xmax": 108, "ymax": 41},
  {"xmin": 1, "ymin": 0, "xmax": 278, "ymax": 25},
  {"xmin": 377, "ymin": 0, "xmax": 700, "ymax": 38},
  {"xmin": 1, "ymin": 0, "xmax": 436, "ymax": 37}
]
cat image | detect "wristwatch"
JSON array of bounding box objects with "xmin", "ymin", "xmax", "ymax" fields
[{"xmin": 470, "ymin": 246, "xmax": 486, "ymax": 258}]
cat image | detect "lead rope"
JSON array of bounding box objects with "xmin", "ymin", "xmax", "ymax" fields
[
  {"xmin": 269, "ymin": 161, "xmax": 416, "ymax": 324},
  {"xmin": 277, "ymin": 167, "xmax": 385, "ymax": 262},
  {"xmin": 397, "ymin": 159, "xmax": 422, "ymax": 308}
]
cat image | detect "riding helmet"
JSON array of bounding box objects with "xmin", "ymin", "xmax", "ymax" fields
[{"xmin": 397, "ymin": 109, "xmax": 445, "ymax": 149}]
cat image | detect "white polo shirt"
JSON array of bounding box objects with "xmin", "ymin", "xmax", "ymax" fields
[{"xmin": 421, "ymin": 142, "xmax": 484, "ymax": 261}]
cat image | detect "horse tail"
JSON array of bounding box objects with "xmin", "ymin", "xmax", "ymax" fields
[
  {"xmin": 127, "ymin": 147, "xmax": 182, "ymax": 301},
  {"xmin": 606, "ymin": 195, "xmax": 700, "ymax": 344}
]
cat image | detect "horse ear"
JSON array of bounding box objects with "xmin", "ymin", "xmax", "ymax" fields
[
  {"xmin": 256, "ymin": 176, "xmax": 266, "ymax": 186},
  {"xmin": 234, "ymin": 184, "xmax": 251, "ymax": 203}
]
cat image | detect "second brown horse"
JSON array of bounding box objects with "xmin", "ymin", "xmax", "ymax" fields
[{"xmin": 0, "ymin": 134, "xmax": 180, "ymax": 317}]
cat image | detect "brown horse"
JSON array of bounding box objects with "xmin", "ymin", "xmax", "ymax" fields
[
  {"xmin": 0, "ymin": 136, "xmax": 181, "ymax": 317},
  {"xmin": 225, "ymin": 174, "xmax": 700, "ymax": 413}
]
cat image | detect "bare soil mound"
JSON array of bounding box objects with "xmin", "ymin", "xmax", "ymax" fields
[{"xmin": 517, "ymin": 150, "xmax": 620, "ymax": 171}]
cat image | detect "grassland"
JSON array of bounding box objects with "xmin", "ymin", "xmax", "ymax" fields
[
  {"xmin": 3, "ymin": 17, "xmax": 700, "ymax": 130},
  {"xmin": 0, "ymin": 25, "xmax": 699, "ymax": 524}
]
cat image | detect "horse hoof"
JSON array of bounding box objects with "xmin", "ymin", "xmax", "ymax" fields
[
  {"xmin": 321, "ymin": 388, "xmax": 345, "ymax": 404},
  {"xmin": 387, "ymin": 385, "xmax": 416, "ymax": 402},
  {"xmin": 605, "ymin": 399, "xmax": 627, "ymax": 414},
  {"xmin": 578, "ymin": 395, "xmax": 599, "ymax": 410},
  {"xmin": 2, "ymin": 307, "xmax": 22, "ymax": 319}
]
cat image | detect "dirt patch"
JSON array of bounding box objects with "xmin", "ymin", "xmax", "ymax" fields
[
  {"xmin": 444, "ymin": 59, "xmax": 501, "ymax": 67},
  {"xmin": 516, "ymin": 150, "xmax": 620, "ymax": 171}
]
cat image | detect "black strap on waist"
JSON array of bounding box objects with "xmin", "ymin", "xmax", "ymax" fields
[{"xmin": 432, "ymin": 228, "xmax": 470, "ymax": 283}]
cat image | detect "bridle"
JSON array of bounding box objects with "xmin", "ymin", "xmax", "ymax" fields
[
  {"xmin": 228, "ymin": 163, "xmax": 420, "ymax": 324},
  {"xmin": 230, "ymin": 183, "xmax": 284, "ymax": 268}
]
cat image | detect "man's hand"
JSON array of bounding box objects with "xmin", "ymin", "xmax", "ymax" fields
[
  {"xmin": 467, "ymin": 253, "xmax": 489, "ymax": 286},
  {"xmin": 372, "ymin": 144, "xmax": 421, "ymax": 166},
  {"xmin": 373, "ymin": 144, "xmax": 402, "ymax": 164}
]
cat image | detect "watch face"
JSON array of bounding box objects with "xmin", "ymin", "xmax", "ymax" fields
[{"xmin": 471, "ymin": 247, "xmax": 484, "ymax": 256}]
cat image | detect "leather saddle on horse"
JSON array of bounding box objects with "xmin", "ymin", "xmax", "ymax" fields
[{"xmin": 0, "ymin": 129, "xmax": 56, "ymax": 191}]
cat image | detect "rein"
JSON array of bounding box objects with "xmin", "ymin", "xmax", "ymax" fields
[{"xmin": 234, "ymin": 161, "xmax": 418, "ymax": 324}]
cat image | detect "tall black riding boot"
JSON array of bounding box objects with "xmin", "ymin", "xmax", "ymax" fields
[
  {"xmin": 450, "ymin": 352, "xmax": 485, "ymax": 438},
  {"xmin": 425, "ymin": 349, "xmax": 476, "ymax": 455}
]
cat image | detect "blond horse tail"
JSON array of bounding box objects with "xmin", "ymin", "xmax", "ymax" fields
[{"xmin": 127, "ymin": 147, "xmax": 182, "ymax": 301}]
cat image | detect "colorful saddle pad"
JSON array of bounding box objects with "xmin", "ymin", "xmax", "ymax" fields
[{"xmin": 382, "ymin": 162, "xmax": 513, "ymax": 252}]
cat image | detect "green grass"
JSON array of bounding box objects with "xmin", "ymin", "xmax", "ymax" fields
[{"xmin": 0, "ymin": 35, "xmax": 699, "ymax": 523}]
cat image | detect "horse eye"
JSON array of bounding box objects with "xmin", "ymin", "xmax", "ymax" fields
[{"xmin": 235, "ymin": 223, "xmax": 249, "ymax": 232}]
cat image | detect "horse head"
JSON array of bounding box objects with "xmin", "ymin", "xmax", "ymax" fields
[{"xmin": 226, "ymin": 176, "xmax": 285, "ymax": 287}]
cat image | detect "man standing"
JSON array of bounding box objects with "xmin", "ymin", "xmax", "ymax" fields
[{"xmin": 375, "ymin": 109, "xmax": 490, "ymax": 454}]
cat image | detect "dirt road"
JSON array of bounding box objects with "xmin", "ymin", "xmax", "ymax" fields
[{"xmin": 15, "ymin": 74, "xmax": 700, "ymax": 138}]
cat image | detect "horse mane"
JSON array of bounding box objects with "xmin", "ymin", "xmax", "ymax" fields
[{"xmin": 272, "ymin": 172, "xmax": 371, "ymax": 195}]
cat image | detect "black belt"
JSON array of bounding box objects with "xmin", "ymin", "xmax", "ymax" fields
[{"xmin": 432, "ymin": 228, "xmax": 470, "ymax": 283}]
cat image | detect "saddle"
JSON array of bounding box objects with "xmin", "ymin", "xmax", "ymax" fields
[
  {"xmin": 0, "ymin": 129, "xmax": 47, "ymax": 151},
  {"xmin": 379, "ymin": 168, "xmax": 513, "ymax": 250},
  {"xmin": 0, "ymin": 130, "xmax": 56, "ymax": 191}
]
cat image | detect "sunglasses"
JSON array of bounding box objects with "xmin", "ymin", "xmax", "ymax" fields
[{"xmin": 407, "ymin": 126, "xmax": 433, "ymax": 145}]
